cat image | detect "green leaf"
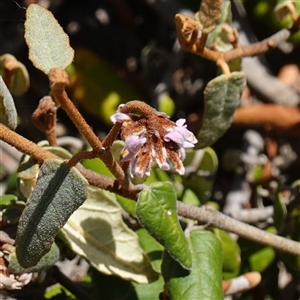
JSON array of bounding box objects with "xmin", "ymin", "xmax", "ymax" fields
[
  {"xmin": 2, "ymin": 201, "xmax": 25, "ymax": 225},
  {"xmin": 116, "ymin": 194, "xmax": 136, "ymax": 217},
  {"xmin": 181, "ymin": 188, "xmax": 201, "ymax": 207},
  {"xmin": 133, "ymin": 276, "xmax": 164, "ymax": 300},
  {"xmin": 25, "ymin": 4, "xmax": 74, "ymax": 74},
  {"xmin": 61, "ymin": 185, "xmax": 158, "ymax": 284},
  {"xmin": 213, "ymin": 229, "xmax": 241, "ymax": 279},
  {"xmin": 82, "ymin": 158, "xmax": 114, "ymax": 178},
  {"xmin": 17, "ymin": 144, "xmax": 73, "ymax": 200},
  {"xmin": 136, "ymin": 182, "xmax": 192, "ymax": 270},
  {"xmin": 9, "ymin": 243, "xmax": 60, "ymax": 274},
  {"xmin": 90, "ymin": 268, "xmax": 138, "ymax": 300},
  {"xmin": 137, "ymin": 228, "xmax": 164, "ymax": 272},
  {"xmin": 0, "ymin": 75, "xmax": 17, "ymax": 130},
  {"xmin": 273, "ymin": 186, "xmax": 287, "ymax": 232},
  {"xmin": 273, "ymin": 0, "xmax": 296, "ymax": 24},
  {"xmin": 90, "ymin": 269, "xmax": 138, "ymax": 300},
  {"xmin": 197, "ymin": 72, "xmax": 246, "ymax": 149},
  {"xmin": 158, "ymin": 94, "xmax": 175, "ymax": 117},
  {"xmin": 0, "ymin": 194, "xmax": 18, "ymax": 206},
  {"xmin": 183, "ymin": 147, "xmax": 218, "ymax": 203},
  {"xmin": 16, "ymin": 159, "xmax": 88, "ymax": 268},
  {"xmin": 0, "ymin": 54, "xmax": 29, "ymax": 96},
  {"xmin": 162, "ymin": 230, "xmax": 223, "ymax": 300},
  {"xmin": 67, "ymin": 48, "xmax": 141, "ymax": 125},
  {"xmin": 249, "ymin": 247, "xmax": 276, "ymax": 273}
]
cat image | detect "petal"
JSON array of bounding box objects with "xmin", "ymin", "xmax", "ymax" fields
[
  {"xmin": 134, "ymin": 151, "xmax": 152, "ymax": 178},
  {"xmin": 154, "ymin": 146, "xmax": 170, "ymax": 171},
  {"xmin": 121, "ymin": 150, "xmax": 135, "ymax": 162},
  {"xmin": 110, "ymin": 112, "xmax": 131, "ymax": 124},
  {"xmin": 176, "ymin": 118, "xmax": 186, "ymax": 127},
  {"xmin": 125, "ymin": 135, "xmax": 147, "ymax": 153},
  {"xmin": 183, "ymin": 140, "xmax": 196, "ymax": 148},
  {"xmin": 160, "ymin": 161, "xmax": 170, "ymax": 170},
  {"xmin": 164, "ymin": 131, "xmax": 184, "ymax": 144}
]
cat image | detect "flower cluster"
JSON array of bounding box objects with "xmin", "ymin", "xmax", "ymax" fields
[{"xmin": 110, "ymin": 101, "xmax": 198, "ymax": 178}]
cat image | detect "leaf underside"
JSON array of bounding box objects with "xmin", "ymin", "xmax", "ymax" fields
[
  {"xmin": 197, "ymin": 72, "xmax": 246, "ymax": 149},
  {"xmin": 61, "ymin": 185, "xmax": 158, "ymax": 284},
  {"xmin": 25, "ymin": 4, "xmax": 74, "ymax": 74}
]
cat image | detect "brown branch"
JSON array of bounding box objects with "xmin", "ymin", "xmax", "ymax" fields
[
  {"xmin": 0, "ymin": 124, "xmax": 139, "ymax": 199},
  {"xmin": 0, "ymin": 124, "xmax": 56, "ymax": 163},
  {"xmin": 232, "ymin": 105, "xmax": 300, "ymax": 136},
  {"xmin": 1, "ymin": 126, "xmax": 299, "ymax": 255},
  {"xmin": 175, "ymin": 13, "xmax": 293, "ymax": 66},
  {"xmin": 177, "ymin": 202, "xmax": 300, "ymax": 256}
]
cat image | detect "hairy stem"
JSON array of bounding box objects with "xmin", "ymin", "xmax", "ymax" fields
[
  {"xmin": 0, "ymin": 124, "xmax": 139, "ymax": 199},
  {"xmin": 48, "ymin": 68, "xmax": 128, "ymax": 186},
  {"xmin": 0, "ymin": 124, "xmax": 56, "ymax": 163}
]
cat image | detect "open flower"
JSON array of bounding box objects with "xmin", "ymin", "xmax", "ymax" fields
[{"xmin": 110, "ymin": 101, "xmax": 198, "ymax": 177}]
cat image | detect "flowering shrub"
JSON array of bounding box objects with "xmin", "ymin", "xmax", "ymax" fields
[{"xmin": 0, "ymin": 1, "xmax": 300, "ymax": 299}]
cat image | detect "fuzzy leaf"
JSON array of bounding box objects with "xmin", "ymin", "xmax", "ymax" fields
[
  {"xmin": 0, "ymin": 54, "xmax": 29, "ymax": 96},
  {"xmin": 136, "ymin": 182, "xmax": 192, "ymax": 270},
  {"xmin": 197, "ymin": 72, "xmax": 246, "ymax": 149},
  {"xmin": 213, "ymin": 229, "xmax": 241, "ymax": 279},
  {"xmin": 0, "ymin": 75, "xmax": 17, "ymax": 130},
  {"xmin": 183, "ymin": 147, "xmax": 218, "ymax": 203},
  {"xmin": 10, "ymin": 243, "xmax": 60, "ymax": 274},
  {"xmin": 25, "ymin": 4, "xmax": 74, "ymax": 74},
  {"xmin": 66, "ymin": 48, "xmax": 141, "ymax": 125},
  {"xmin": 195, "ymin": 0, "xmax": 222, "ymax": 34},
  {"xmin": 273, "ymin": 0, "xmax": 297, "ymax": 23},
  {"xmin": 162, "ymin": 230, "xmax": 223, "ymax": 300},
  {"xmin": 137, "ymin": 228, "xmax": 164, "ymax": 272},
  {"xmin": 16, "ymin": 159, "xmax": 88, "ymax": 268},
  {"xmin": 273, "ymin": 187, "xmax": 287, "ymax": 232},
  {"xmin": 61, "ymin": 185, "xmax": 158, "ymax": 284},
  {"xmin": 17, "ymin": 144, "xmax": 73, "ymax": 199}
]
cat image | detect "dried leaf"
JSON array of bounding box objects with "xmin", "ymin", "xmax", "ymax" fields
[{"xmin": 195, "ymin": 0, "xmax": 223, "ymax": 34}]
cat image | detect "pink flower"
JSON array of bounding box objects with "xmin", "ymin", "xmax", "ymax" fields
[{"xmin": 110, "ymin": 101, "xmax": 198, "ymax": 177}]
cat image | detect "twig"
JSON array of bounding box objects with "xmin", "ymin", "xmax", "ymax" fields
[
  {"xmin": 235, "ymin": 207, "xmax": 274, "ymax": 223},
  {"xmin": 175, "ymin": 14, "xmax": 294, "ymax": 64},
  {"xmin": 0, "ymin": 124, "xmax": 140, "ymax": 199},
  {"xmin": 1, "ymin": 126, "xmax": 299, "ymax": 254},
  {"xmin": 231, "ymin": 1, "xmax": 300, "ymax": 106},
  {"xmin": 0, "ymin": 124, "xmax": 57, "ymax": 164},
  {"xmin": 177, "ymin": 202, "xmax": 300, "ymax": 256},
  {"xmin": 49, "ymin": 69, "xmax": 103, "ymax": 153}
]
